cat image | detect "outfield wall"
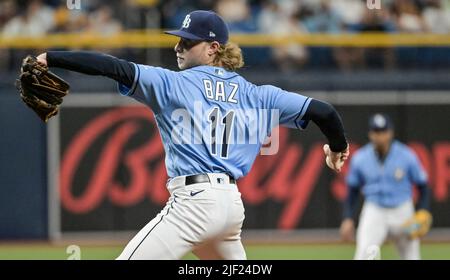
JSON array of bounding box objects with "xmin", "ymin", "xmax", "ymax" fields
[{"xmin": 52, "ymin": 91, "xmax": 450, "ymax": 238}]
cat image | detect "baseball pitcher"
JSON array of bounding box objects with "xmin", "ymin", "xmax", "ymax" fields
[
  {"xmin": 30, "ymin": 10, "xmax": 349, "ymax": 259},
  {"xmin": 340, "ymin": 113, "xmax": 431, "ymax": 260}
]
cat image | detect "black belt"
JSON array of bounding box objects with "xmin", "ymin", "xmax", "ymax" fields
[{"xmin": 185, "ymin": 174, "xmax": 236, "ymax": 185}]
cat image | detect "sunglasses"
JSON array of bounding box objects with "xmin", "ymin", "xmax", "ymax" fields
[{"xmin": 177, "ymin": 38, "xmax": 203, "ymax": 50}]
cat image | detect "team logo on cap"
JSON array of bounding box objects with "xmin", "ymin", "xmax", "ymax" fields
[
  {"xmin": 373, "ymin": 114, "xmax": 386, "ymax": 128},
  {"xmin": 209, "ymin": 31, "xmax": 216, "ymax": 38},
  {"xmin": 182, "ymin": 15, "xmax": 191, "ymax": 28}
]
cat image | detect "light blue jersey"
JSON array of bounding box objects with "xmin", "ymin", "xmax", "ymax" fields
[
  {"xmin": 346, "ymin": 141, "xmax": 428, "ymax": 208},
  {"xmin": 118, "ymin": 64, "xmax": 312, "ymax": 179}
]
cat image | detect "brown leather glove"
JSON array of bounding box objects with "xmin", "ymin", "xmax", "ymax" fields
[{"xmin": 16, "ymin": 55, "xmax": 70, "ymax": 122}]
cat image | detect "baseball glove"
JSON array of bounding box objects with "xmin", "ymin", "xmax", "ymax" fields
[
  {"xmin": 16, "ymin": 55, "xmax": 70, "ymax": 122},
  {"xmin": 402, "ymin": 209, "xmax": 433, "ymax": 239}
]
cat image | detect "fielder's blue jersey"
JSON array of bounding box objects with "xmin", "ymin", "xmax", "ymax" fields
[
  {"xmin": 346, "ymin": 141, "xmax": 428, "ymax": 208},
  {"xmin": 118, "ymin": 64, "xmax": 312, "ymax": 179}
]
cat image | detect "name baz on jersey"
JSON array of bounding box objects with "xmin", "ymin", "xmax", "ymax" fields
[
  {"xmin": 203, "ymin": 79, "xmax": 239, "ymax": 104},
  {"xmin": 178, "ymin": 264, "xmax": 272, "ymax": 277}
]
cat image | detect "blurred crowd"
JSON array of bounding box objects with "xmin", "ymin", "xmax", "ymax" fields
[
  {"xmin": 163, "ymin": 0, "xmax": 450, "ymax": 32},
  {"xmin": 1, "ymin": 0, "xmax": 450, "ymax": 72},
  {"xmin": 161, "ymin": 0, "xmax": 450, "ymax": 70}
]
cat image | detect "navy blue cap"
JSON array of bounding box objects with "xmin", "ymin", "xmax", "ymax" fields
[
  {"xmin": 165, "ymin": 10, "xmax": 229, "ymax": 45},
  {"xmin": 368, "ymin": 113, "xmax": 394, "ymax": 131}
]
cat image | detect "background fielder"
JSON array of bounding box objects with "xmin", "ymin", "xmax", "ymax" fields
[{"xmin": 340, "ymin": 113, "xmax": 431, "ymax": 260}]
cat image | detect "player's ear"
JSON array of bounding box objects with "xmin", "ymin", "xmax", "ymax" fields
[{"xmin": 207, "ymin": 41, "xmax": 220, "ymax": 56}]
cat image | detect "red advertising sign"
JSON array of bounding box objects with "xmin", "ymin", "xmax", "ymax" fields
[{"xmin": 59, "ymin": 105, "xmax": 450, "ymax": 231}]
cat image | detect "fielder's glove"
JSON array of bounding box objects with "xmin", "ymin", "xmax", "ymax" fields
[
  {"xmin": 402, "ymin": 209, "xmax": 433, "ymax": 239},
  {"xmin": 16, "ymin": 55, "xmax": 70, "ymax": 122}
]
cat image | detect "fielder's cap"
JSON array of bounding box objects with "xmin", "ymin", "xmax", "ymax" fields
[
  {"xmin": 165, "ymin": 10, "xmax": 229, "ymax": 45},
  {"xmin": 368, "ymin": 113, "xmax": 394, "ymax": 131}
]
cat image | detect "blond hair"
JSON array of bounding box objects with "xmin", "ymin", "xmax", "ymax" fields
[{"xmin": 212, "ymin": 42, "xmax": 244, "ymax": 71}]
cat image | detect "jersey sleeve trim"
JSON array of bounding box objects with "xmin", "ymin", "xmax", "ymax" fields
[
  {"xmin": 118, "ymin": 63, "xmax": 140, "ymax": 96},
  {"xmin": 294, "ymin": 97, "xmax": 312, "ymax": 130}
]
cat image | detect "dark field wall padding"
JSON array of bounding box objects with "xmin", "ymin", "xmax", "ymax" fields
[{"xmin": 0, "ymin": 92, "xmax": 48, "ymax": 239}]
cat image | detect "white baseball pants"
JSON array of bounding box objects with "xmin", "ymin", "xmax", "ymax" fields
[
  {"xmin": 354, "ymin": 200, "xmax": 420, "ymax": 260},
  {"xmin": 116, "ymin": 173, "xmax": 246, "ymax": 260}
]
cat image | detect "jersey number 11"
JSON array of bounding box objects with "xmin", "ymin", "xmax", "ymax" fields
[{"xmin": 208, "ymin": 107, "xmax": 235, "ymax": 158}]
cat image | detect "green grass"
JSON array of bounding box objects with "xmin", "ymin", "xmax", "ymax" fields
[{"xmin": 0, "ymin": 243, "xmax": 449, "ymax": 260}]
